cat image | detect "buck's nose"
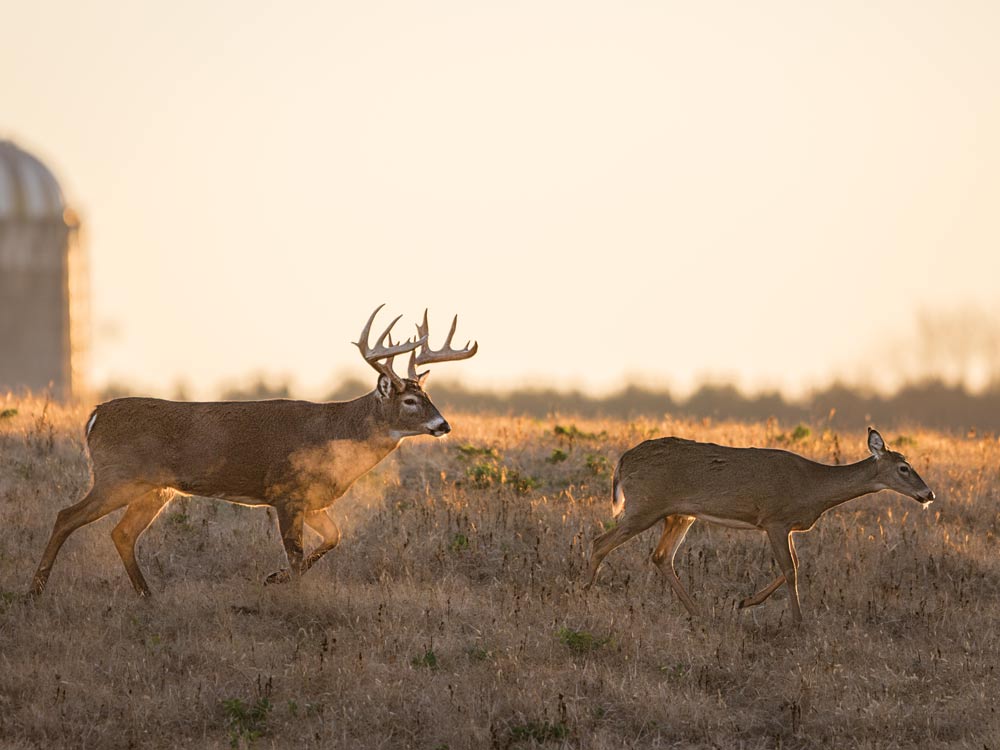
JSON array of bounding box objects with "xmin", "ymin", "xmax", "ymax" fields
[{"xmin": 426, "ymin": 417, "xmax": 451, "ymax": 436}]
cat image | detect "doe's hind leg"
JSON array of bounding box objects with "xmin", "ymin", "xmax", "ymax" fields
[
  {"xmin": 584, "ymin": 513, "xmax": 660, "ymax": 589},
  {"xmin": 651, "ymin": 515, "xmax": 699, "ymax": 616}
]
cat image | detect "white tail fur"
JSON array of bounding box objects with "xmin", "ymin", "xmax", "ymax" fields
[{"xmin": 611, "ymin": 459, "xmax": 626, "ymax": 517}]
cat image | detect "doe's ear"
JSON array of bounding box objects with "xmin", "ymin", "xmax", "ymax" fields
[
  {"xmin": 376, "ymin": 374, "xmax": 394, "ymax": 400},
  {"xmin": 868, "ymin": 427, "xmax": 886, "ymax": 458}
]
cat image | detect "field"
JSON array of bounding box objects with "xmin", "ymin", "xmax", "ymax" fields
[{"xmin": 1, "ymin": 397, "xmax": 999, "ymax": 749}]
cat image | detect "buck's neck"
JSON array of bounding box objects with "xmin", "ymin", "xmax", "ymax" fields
[
  {"xmin": 811, "ymin": 456, "xmax": 881, "ymax": 514},
  {"xmin": 326, "ymin": 390, "xmax": 405, "ymax": 453}
]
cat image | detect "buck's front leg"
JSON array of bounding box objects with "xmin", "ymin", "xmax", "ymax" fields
[
  {"xmin": 300, "ymin": 510, "xmax": 342, "ymax": 574},
  {"xmin": 266, "ymin": 502, "xmax": 305, "ymax": 585}
]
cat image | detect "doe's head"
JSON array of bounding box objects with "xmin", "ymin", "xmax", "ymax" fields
[{"xmin": 867, "ymin": 427, "xmax": 935, "ymax": 505}]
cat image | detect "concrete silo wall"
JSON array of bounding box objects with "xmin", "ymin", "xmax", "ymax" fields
[{"xmin": 0, "ymin": 219, "xmax": 73, "ymax": 397}]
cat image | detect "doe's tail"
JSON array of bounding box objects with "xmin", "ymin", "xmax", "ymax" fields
[{"xmin": 611, "ymin": 457, "xmax": 626, "ymax": 518}]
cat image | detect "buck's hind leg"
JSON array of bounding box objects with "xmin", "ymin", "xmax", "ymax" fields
[
  {"xmin": 111, "ymin": 488, "xmax": 174, "ymax": 597},
  {"xmin": 31, "ymin": 480, "xmax": 151, "ymax": 596},
  {"xmin": 739, "ymin": 534, "xmax": 798, "ymax": 610},
  {"xmin": 651, "ymin": 515, "xmax": 699, "ymax": 616}
]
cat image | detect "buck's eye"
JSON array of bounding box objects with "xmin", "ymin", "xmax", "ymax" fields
[
  {"xmin": 899, "ymin": 465, "xmax": 910, "ymax": 475},
  {"xmin": 403, "ymin": 398, "xmax": 419, "ymax": 407}
]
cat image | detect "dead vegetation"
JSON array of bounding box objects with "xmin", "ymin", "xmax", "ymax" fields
[{"xmin": 1, "ymin": 396, "xmax": 999, "ymax": 748}]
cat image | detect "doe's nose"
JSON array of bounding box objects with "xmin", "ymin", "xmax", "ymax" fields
[{"xmin": 437, "ymin": 421, "xmax": 451, "ymax": 435}]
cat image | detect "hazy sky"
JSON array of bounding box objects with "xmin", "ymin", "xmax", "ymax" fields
[{"xmin": 3, "ymin": 1, "xmax": 999, "ymax": 398}]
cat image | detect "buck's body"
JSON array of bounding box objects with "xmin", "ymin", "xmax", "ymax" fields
[
  {"xmin": 588, "ymin": 430, "xmax": 935, "ymax": 624},
  {"xmin": 86, "ymin": 396, "xmax": 400, "ymax": 511},
  {"xmin": 31, "ymin": 305, "xmax": 477, "ymax": 597}
]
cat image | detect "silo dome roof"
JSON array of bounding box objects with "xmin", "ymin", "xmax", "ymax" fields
[{"xmin": 0, "ymin": 140, "xmax": 67, "ymax": 221}]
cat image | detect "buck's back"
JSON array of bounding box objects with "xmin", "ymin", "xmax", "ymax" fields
[{"xmin": 85, "ymin": 397, "xmax": 337, "ymax": 493}]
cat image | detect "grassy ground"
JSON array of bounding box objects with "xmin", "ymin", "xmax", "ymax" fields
[{"xmin": 1, "ymin": 396, "xmax": 998, "ymax": 749}]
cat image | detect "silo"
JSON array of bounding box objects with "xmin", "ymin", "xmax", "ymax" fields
[{"xmin": 0, "ymin": 140, "xmax": 88, "ymax": 399}]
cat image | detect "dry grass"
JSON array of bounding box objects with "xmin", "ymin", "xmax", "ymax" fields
[{"xmin": 1, "ymin": 395, "xmax": 999, "ymax": 749}]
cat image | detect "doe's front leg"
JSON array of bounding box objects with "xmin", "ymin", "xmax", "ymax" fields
[
  {"xmin": 739, "ymin": 533, "xmax": 798, "ymax": 610},
  {"xmin": 765, "ymin": 526, "xmax": 802, "ymax": 624}
]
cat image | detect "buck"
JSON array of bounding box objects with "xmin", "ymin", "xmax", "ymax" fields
[
  {"xmin": 31, "ymin": 305, "xmax": 477, "ymax": 597},
  {"xmin": 585, "ymin": 428, "xmax": 935, "ymax": 623}
]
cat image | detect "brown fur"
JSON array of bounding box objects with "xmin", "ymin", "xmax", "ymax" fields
[
  {"xmin": 586, "ymin": 429, "xmax": 935, "ymax": 624},
  {"xmin": 31, "ymin": 380, "xmax": 449, "ymax": 596}
]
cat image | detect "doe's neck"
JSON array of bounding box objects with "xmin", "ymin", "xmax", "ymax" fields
[{"xmin": 814, "ymin": 456, "xmax": 880, "ymax": 515}]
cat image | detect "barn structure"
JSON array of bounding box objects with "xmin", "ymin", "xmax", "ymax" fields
[{"xmin": 0, "ymin": 140, "xmax": 88, "ymax": 399}]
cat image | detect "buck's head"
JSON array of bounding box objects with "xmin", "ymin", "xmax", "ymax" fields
[
  {"xmin": 356, "ymin": 305, "xmax": 478, "ymax": 440},
  {"xmin": 867, "ymin": 427, "xmax": 935, "ymax": 505}
]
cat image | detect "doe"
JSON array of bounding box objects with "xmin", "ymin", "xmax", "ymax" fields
[{"xmin": 585, "ymin": 428, "xmax": 934, "ymax": 623}]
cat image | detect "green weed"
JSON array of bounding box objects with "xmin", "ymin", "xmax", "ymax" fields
[
  {"xmin": 585, "ymin": 454, "xmax": 611, "ymax": 476},
  {"xmin": 776, "ymin": 423, "xmax": 812, "ymax": 444},
  {"xmin": 465, "ymin": 461, "xmax": 538, "ymax": 495},
  {"xmin": 508, "ymin": 720, "xmax": 569, "ymax": 743},
  {"xmin": 660, "ymin": 663, "xmax": 690, "ymax": 681},
  {"xmin": 222, "ymin": 697, "xmax": 271, "ymax": 747},
  {"xmin": 411, "ymin": 649, "xmax": 439, "ymax": 670},
  {"xmin": 553, "ymin": 423, "xmax": 606, "ymax": 450},
  {"xmin": 456, "ymin": 444, "xmax": 500, "ymax": 459},
  {"xmin": 466, "ymin": 645, "xmax": 492, "ymax": 661},
  {"xmin": 557, "ymin": 627, "xmax": 611, "ymax": 654}
]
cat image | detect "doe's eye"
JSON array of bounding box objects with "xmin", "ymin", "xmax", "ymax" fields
[{"xmin": 899, "ymin": 465, "xmax": 910, "ymax": 474}]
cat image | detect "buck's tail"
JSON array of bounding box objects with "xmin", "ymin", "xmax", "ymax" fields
[{"xmin": 611, "ymin": 457, "xmax": 626, "ymax": 518}]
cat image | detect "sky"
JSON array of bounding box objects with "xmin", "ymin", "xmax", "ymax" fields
[{"xmin": 3, "ymin": 1, "xmax": 999, "ymax": 399}]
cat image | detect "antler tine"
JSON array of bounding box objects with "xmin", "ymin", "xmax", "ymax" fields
[
  {"xmin": 356, "ymin": 303, "xmax": 386, "ymax": 352},
  {"xmin": 355, "ymin": 304, "xmax": 426, "ymax": 386},
  {"xmin": 407, "ymin": 309, "xmax": 479, "ymax": 379}
]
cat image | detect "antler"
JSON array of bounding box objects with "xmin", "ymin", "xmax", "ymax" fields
[
  {"xmin": 355, "ymin": 304, "xmax": 426, "ymax": 388},
  {"xmin": 407, "ymin": 309, "xmax": 479, "ymax": 380}
]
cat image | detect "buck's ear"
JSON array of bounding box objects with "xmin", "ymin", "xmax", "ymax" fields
[
  {"xmin": 376, "ymin": 374, "xmax": 394, "ymax": 399},
  {"xmin": 417, "ymin": 370, "xmax": 430, "ymax": 388},
  {"xmin": 868, "ymin": 427, "xmax": 886, "ymax": 458}
]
